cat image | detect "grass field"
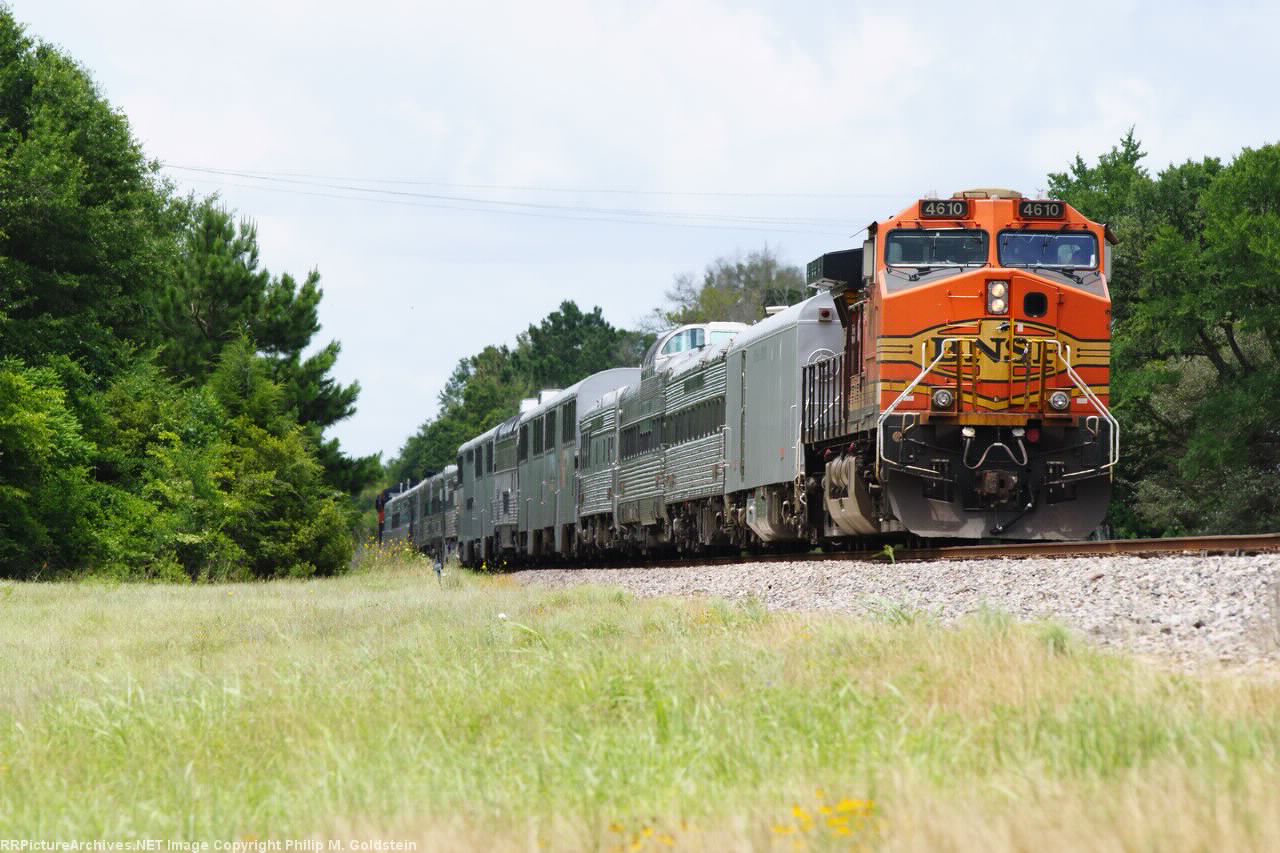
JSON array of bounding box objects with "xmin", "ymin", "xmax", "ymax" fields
[{"xmin": 2, "ymin": 552, "xmax": 1279, "ymax": 851}]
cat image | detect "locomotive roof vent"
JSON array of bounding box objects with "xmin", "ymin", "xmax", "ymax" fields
[{"xmin": 952, "ymin": 188, "xmax": 1023, "ymax": 199}]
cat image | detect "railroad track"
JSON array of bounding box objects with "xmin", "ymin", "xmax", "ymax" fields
[
  {"xmin": 621, "ymin": 533, "xmax": 1280, "ymax": 570},
  {"xmin": 888, "ymin": 532, "xmax": 1280, "ymax": 562},
  {"xmin": 499, "ymin": 533, "xmax": 1280, "ymax": 572}
]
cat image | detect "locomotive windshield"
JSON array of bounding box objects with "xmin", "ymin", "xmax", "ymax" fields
[
  {"xmin": 998, "ymin": 231, "xmax": 1098, "ymax": 269},
  {"xmin": 886, "ymin": 229, "xmax": 988, "ymax": 267}
]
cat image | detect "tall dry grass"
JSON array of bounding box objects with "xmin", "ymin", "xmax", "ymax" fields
[{"xmin": 1, "ymin": 559, "xmax": 1277, "ymax": 850}]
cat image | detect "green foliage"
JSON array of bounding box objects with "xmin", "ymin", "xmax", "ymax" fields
[
  {"xmin": 0, "ymin": 9, "xmax": 368, "ymax": 578},
  {"xmin": 159, "ymin": 201, "xmax": 377, "ymax": 494},
  {"xmin": 511, "ymin": 301, "xmax": 649, "ymax": 389},
  {"xmin": 1052, "ymin": 134, "xmax": 1280, "ymax": 535},
  {"xmin": 0, "ymin": 360, "xmax": 97, "ymax": 575},
  {"xmin": 0, "ymin": 13, "xmax": 175, "ymax": 376},
  {"xmin": 388, "ymin": 302, "xmax": 653, "ymax": 481},
  {"xmin": 151, "ymin": 339, "xmax": 354, "ymax": 580},
  {"xmin": 647, "ymin": 246, "xmax": 806, "ymax": 329}
]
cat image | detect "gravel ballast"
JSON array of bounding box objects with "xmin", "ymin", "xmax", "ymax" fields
[{"xmin": 515, "ymin": 554, "xmax": 1280, "ymax": 669}]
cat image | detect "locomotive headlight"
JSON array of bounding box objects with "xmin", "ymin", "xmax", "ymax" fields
[
  {"xmin": 1049, "ymin": 390, "xmax": 1071, "ymax": 411},
  {"xmin": 961, "ymin": 426, "xmax": 976, "ymax": 438},
  {"xmin": 931, "ymin": 388, "xmax": 955, "ymax": 409},
  {"xmin": 987, "ymin": 280, "xmax": 1010, "ymax": 314}
]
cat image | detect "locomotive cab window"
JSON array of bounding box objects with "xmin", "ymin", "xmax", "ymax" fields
[
  {"xmin": 998, "ymin": 231, "xmax": 1098, "ymax": 269},
  {"xmin": 886, "ymin": 229, "xmax": 988, "ymax": 268}
]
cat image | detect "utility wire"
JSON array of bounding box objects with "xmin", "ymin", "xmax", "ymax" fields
[
  {"xmin": 163, "ymin": 164, "xmax": 855, "ymax": 227},
  {"xmin": 162, "ymin": 161, "xmax": 898, "ymax": 200},
  {"xmin": 178, "ymin": 176, "xmax": 852, "ymax": 237}
]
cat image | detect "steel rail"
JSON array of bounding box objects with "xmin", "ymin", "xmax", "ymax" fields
[
  {"xmin": 516, "ymin": 533, "xmax": 1280, "ymax": 572},
  {"xmin": 888, "ymin": 532, "xmax": 1280, "ymax": 562}
]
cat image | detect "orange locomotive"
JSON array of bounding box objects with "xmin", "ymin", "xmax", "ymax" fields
[{"xmin": 801, "ymin": 189, "xmax": 1117, "ymax": 540}]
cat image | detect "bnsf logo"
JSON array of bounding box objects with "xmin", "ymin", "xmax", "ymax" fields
[{"xmin": 926, "ymin": 335, "xmax": 1029, "ymax": 364}]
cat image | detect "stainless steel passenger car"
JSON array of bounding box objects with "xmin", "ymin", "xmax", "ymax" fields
[
  {"xmin": 415, "ymin": 464, "xmax": 458, "ymax": 560},
  {"xmin": 576, "ymin": 322, "xmax": 747, "ymax": 555},
  {"xmin": 516, "ymin": 368, "xmax": 640, "ymax": 558},
  {"xmin": 457, "ymin": 424, "xmax": 500, "ymax": 566},
  {"xmin": 724, "ymin": 293, "xmax": 843, "ymax": 542}
]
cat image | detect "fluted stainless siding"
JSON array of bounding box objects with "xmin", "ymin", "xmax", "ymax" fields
[
  {"xmin": 492, "ymin": 469, "xmax": 519, "ymax": 527},
  {"xmin": 664, "ymin": 432, "xmax": 725, "ymax": 503},
  {"xmin": 618, "ymin": 451, "xmax": 664, "ymax": 522},
  {"xmin": 579, "ymin": 468, "xmax": 613, "ymax": 518},
  {"xmin": 666, "ymin": 360, "xmax": 728, "ymax": 409},
  {"xmin": 578, "ymin": 403, "xmax": 617, "ymax": 519}
]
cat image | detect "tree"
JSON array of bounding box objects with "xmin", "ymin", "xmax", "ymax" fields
[
  {"xmin": 0, "ymin": 12, "xmax": 174, "ymax": 376},
  {"xmin": 388, "ymin": 344, "xmax": 526, "ymax": 482},
  {"xmin": 648, "ymin": 247, "xmax": 805, "ymax": 329},
  {"xmin": 386, "ymin": 302, "xmax": 654, "ymax": 482},
  {"xmin": 1202, "ymin": 144, "xmax": 1280, "ymax": 362},
  {"xmin": 0, "ymin": 9, "xmax": 373, "ymax": 578},
  {"xmin": 160, "ymin": 200, "xmax": 377, "ymax": 494},
  {"xmin": 512, "ymin": 301, "xmax": 651, "ymax": 389},
  {"xmin": 1050, "ymin": 135, "xmax": 1280, "ymax": 535}
]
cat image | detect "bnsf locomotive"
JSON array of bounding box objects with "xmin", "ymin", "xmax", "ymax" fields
[{"xmin": 383, "ymin": 189, "xmax": 1117, "ymax": 563}]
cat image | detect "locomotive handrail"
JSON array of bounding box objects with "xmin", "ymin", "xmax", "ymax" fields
[
  {"xmin": 1049, "ymin": 341, "xmax": 1120, "ymax": 476},
  {"xmin": 876, "ymin": 337, "xmax": 1119, "ymax": 481},
  {"xmin": 876, "ymin": 338, "xmax": 960, "ymax": 479}
]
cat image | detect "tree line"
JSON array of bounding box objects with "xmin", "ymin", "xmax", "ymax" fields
[
  {"xmin": 383, "ymin": 249, "xmax": 805, "ymax": 484},
  {"xmin": 1049, "ymin": 131, "xmax": 1280, "ymax": 536},
  {"xmin": 0, "ymin": 12, "xmax": 376, "ymax": 579}
]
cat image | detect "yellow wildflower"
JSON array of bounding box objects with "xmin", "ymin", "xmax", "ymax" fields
[
  {"xmin": 608, "ymin": 822, "xmax": 624, "ymax": 833},
  {"xmin": 792, "ymin": 805, "xmax": 810, "ymax": 821},
  {"xmin": 772, "ymin": 825, "xmax": 795, "ymax": 836}
]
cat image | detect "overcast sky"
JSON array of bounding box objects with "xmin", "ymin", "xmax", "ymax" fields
[{"xmin": 11, "ymin": 0, "xmax": 1278, "ymax": 461}]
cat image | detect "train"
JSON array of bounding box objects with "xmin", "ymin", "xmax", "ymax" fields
[{"xmin": 382, "ymin": 189, "xmax": 1118, "ymax": 564}]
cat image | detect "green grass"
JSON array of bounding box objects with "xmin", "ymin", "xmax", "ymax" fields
[{"xmin": 1, "ymin": 558, "xmax": 1278, "ymax": 850}]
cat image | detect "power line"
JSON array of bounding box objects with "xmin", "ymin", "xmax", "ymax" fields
[
  {"xmin": 161, "ymin": 162, "xmax": 899, "ymax": 200},
  {"xmin": 177, "ymin": 176, "xmax": 852, "ymax": 237},
  {"xmin": 163, "ymin": 164, "xmax": 856, "ymax": 228}
]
